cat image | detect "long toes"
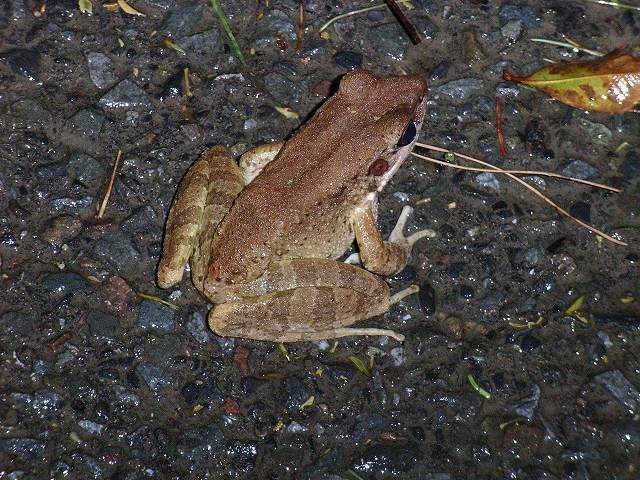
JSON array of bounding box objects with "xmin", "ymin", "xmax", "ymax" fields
[{"xmin": 389, "ymin": 205, "xmax": 414, "ymax": 243}]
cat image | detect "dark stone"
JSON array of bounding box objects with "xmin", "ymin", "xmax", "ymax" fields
[
  {"xmin": 0, "ymin": 438, "xmax": 46, "ymax": 463},
  {"xmin": 42, "ymin": 272, "xmax": 90, "ymax": 297},
  {"xmin": 86, "ymin": 310, "xmax": 120, "ymax": 338},
  {"xmin": 352, "ymin": 442, "xmax": 423, "ymax": 476},
  {"xmin": 161, "ymin": 3, "xmax": 206, "ymax": 37},
  {"xmin": 136, "ymin": 300, "xmax": 176, "ymax": 332},
  {"xmin": 94, "ymin": 235, "xmax": 142, "ymax": 275},
  {"xmin": 521, "ymin": 333, "xmax": 541, "ymax": 351},
  {"xmin": 181, "ymin": 382, "xmax": 201, "ymax": 405},
  {"xmin": 418, "ymin": 282, "xmax": 436, "ymax": 316},
  {"xmin": 460, "ymin": 285, "xmax": 474, "ymax": 299},
  {"xmin": 86, "ymin": 52, "xmax": 118, "ymax": 89},
  {"xmin": 136, "ymin": 364, "xmax": 172, "ymax": 392},
  {"xmin": 569, "ymin": 201, "xmax": 591, "ymax": 223},
  {"xmin": 63, "ymin": 109, "xmax": 105, "ymax": 146},
  {"xmin": 5, "ymin": 49, "xmax": 40, "ymax": 81},
  {"xmin": 593, "ymin": 370, "xmax": 640, "ymax": 413},
  {"xmin": 67, "ymin": 153, "xmax": 105, "ymax": 188},
  {"xmin": 499, "ymin": 4, "xmax": 540, "ymax": 28},
  {"xmin": 99, "ymin": 80, "xmax": 152, "ymax": 110},
  {"xmin": 178, "ymin": 425, "xmax": 224, "ymax": 465},
  {"xmin": 333, "ymin": 51, "xmax": 363, "ymax": 70},
  {"xmin": 353, "ymin": 413, "xmax": 385, "ymax": 443},
  {"xmin": 282, "ymin": 376, "xmax": 310, "ymax": 412}
]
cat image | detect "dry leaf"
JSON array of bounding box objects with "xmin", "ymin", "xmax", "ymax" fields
[
  {"xmin": 78, "ymin": 0, "xmax": 92, "ymax": 14},
  {"xmin": 117, "ymin": 0, "xmax": 145, "ymax": 16},
  {"xmin": 504, "ymin": 50, "xmax": 640, "ymax": 113},
  {"xmin": 275, "ymin": 106, "xmax": 299, "ymax": 119}
]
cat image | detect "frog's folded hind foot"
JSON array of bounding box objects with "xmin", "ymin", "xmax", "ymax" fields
[{"xmin": 157, "ymin": 146, "xmax": 244, "ymax": 289}]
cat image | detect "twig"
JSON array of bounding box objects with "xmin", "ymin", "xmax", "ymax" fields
[
  {"xmin": 319, "ymin": 4, "xmax": 386, "ymax": 33},
  {"xmin": 96, "ymin": 150, "xmax": 122, "ymax": 219},
  {"xmin": 384, "ymin": 0, "xmax": 422, "ymax": 44},
  {"xmin": 581, "ymin": 0, "xmax": 640, "ymax": 12},
  {"xmin": 530, "ymin": 38, "xmax": 604, "ymax": 57},
  {"xmin": 495, "ymin": 97, "xmax": 507, "ymax": 156},
  {"xmin": 409, "ymin": 151, "xmax": 621, "ymax": 192},
  {"xmin": 210, "ymin": 0, "xmax": 247, "ymax": 66},
  {"xmin": 414, "ymin": 143, "xmax": 627, "ymax": 246},
  {"xmin": 296, "ymin": 0, "xmax": 305, "ymax": 52}
]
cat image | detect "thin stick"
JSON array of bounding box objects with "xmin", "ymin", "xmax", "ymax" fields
[
  {"xmin": 530, "ymin": 38, "xmax": 604, "ymax": 57},
  {"xmin": 495, "ymin": 97, "xmax": 507, "ymax": 156},
  {"xmin": 384, "ymin": 0, "xmax": 422, "ymax": 45},
  {"xmin": 296, "ymin": 0, "xmax": 305, "ymax": 52},
  {"xmin": 319, "ymin": 4, "xmax": 385, "ymax": 33},
  {"xmin": 414, "ymin": 143, "xmax": 627, "ymax": 246},
  {"xmin": 409, "ymin": 151, "xmax": 621, "ymax": 192},
  {"xmin": 96, "ymin": 150, "xmax": 122, "ymax": 219},
  {"xmin": 582, "ymin": 0, "xmax": 640, "ymax": 12}
]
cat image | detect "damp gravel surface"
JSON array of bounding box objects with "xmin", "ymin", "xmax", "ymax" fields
[{"xmin": 1, "ymin": 1, "xmax": 640, "ymax": 479}]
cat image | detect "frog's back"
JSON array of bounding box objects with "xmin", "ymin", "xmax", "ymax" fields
[{"xmin": 207, "ymin": 70, "xmax": 425, "ymax": 283}]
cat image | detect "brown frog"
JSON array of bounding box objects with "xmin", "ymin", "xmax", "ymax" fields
[{"xmin": 157, "ymin": 69, "xmax": 429, "ymax": 342}]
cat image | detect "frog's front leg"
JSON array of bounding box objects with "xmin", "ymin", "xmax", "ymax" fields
[
  {"xmin": 207, "ymin": 259, "xmax": 405, "ymax": 342},
  {"xmin": 352, "ymin": 205, "xmax": 433, "ymax": 276}
]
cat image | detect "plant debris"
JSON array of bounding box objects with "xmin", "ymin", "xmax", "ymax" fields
[
  {"xmin": 348, "ymin": 355, "xmax": 372, "ymax": 377},
  {"xmin": 96, "ymin": 150, "xmax": 122, "ymax": 219},
  {"xmin": 504, "ymin": 49, "xmax": 640, "ymax": 113},
  {"xmin": 78, "ymin": 0, "xmax": 92, "ymax": 14},
  {"xmin": 210, "ymin": 0, "xmax": 247, "ymax": 67},
  {"xmin": 467, "ymin": 374, "xmax": 491, "ymax": 399}
]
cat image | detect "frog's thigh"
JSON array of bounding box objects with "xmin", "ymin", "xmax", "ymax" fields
[
  {"xmin": 158, "ymin": 146, "xmax": 243, "ymax": 288},
  {"xmin": 238, "ymin": 141, "xmax": 284, "ymax": 184},
  {"xmin": 208, "ymin": 260, "xmax": 404, "ymax": 342}
]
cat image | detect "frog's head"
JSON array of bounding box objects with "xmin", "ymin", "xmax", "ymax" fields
[{"xmin": 333, "ymin": 69, "xmax": 427, "ymax": 192}]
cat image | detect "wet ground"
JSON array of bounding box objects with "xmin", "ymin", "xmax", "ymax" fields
[{"xmin": 1, "ymin": 0, "xmax": 640, "ymax": 478}]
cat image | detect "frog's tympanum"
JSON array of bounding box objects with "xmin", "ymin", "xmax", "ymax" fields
[{"xmin": 158, "ymin": 69, "xmax": 429, "ymax": 342}]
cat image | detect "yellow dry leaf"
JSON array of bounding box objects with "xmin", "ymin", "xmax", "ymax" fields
[
  {"xmin": 275, "ymin": 106, "xmax": 299, "ymax": 119},
  {"xmin": 78, "ymin": 0, "xmax": 92, "ymax": 14},
  {"xmin": 117, "ymin": 0, "xmax": 145, "ymax": 16}
]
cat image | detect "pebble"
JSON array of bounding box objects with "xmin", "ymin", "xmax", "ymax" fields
[
  {"xmin": 593, "ymin": 370, "xmax": 640, "ymax": 413},
  {"xmin": 353, "ymin": 413, "xmax": 384, "ymax": 443},
  {"xmin": 282, "ymin": 376, "xmax": 310, "ymax": 412},
  {"xmin": 136, "ymin": 300, "xmax": 177, "ymax": 332},
  {"xmin": 86, "ymin": 52, "xmax": 118, "ymax": 89},
  {"xmin": 389, "ymin": 347, "xmax": 405, "ymax": 366},
  {"xmin": 460, "ymin": 285, "xmax": 474, "ymax": 299},
  {"xmin": 433, "ymin": 78, "xmax": 483, "ymax": 100},
  {"xmin": 352, "ymin": 442, "xmax": 423, "ymax": 476},
  {"xmin": 94, "ymin": 235, "xmax": 142, "ymax": 275},
  {"xmin": 333, "ymin": 51, "xmax": 363, "ymax": 70},
  {"xmin": 569, "ymin": 201, "xmax": 591, "ymax": 223},
  {"xmin": 561, "ymin": 160, "xmax": 598, "ymax": 180},
  {"xmin": 161, "ymin": 3, "xmax": 207, "ymax": 36},
  {"xmin": 78, "ymin": 419, "xmax": 105, "ymax": 436},
  {"xmin": 86, "ymin": 310, "xmax": 120, "ymax": 338},
  {"xmin": 136, "ymin": 363, "xmax": 172, "ymax": 392},
  {"xmin": 521, "ymin": 333, "xmax": 541, "ymax": 351},
  {"xmin": 5, "ymin": 49, "xmax": 40, "ymax": 81},
  {"xmin": 418, "ymin": 281, "xmax": 436, "ymax": 316},
  {"xmin": 41, "ymin": 215, "xmax": 82, "ymax": 246},
  {"xmin": 499, "ymin": 4, "xmax": 540, "ymax": 29},
  {"xmin": 180, "ymin": 382, "xmax": 201, "ymax": 405},
  {"xmin": 63, "ymin": 109, "xmax": 105, "ymax": 146},
  {"xmin": 178, "ymin": 425, "xmax": 224, "ymax": 465},
  {"xmin": 68, "ymin": 153, "xmax": 105, "ymax": 188},
  {"xmin": 370, "ymin": 24, "xmax": 409, "ymax": 61},
  {"xmin": 42, "ymin": 272, "xmax": 90, "ymax": 298},
  {"xmin": 177, "ymin": 28, "xmax": 220, "ymax": 61},
  {"xmin": 501, "ymin": 20, "xmax": 523, "ymax": 40},
  {"xmin": 475, "ymin": 172, "xmax": 500, "ymax": 192},
  {"xmin": 99, "ymin": 80, "xmax": 152, "ymax": 110},
  {"xmin": 0, "ymin": 438, "xmax": 46, "ymax": 463},
  {"xmin": 577, "ymin": 118, "xmax": 612, "ymax": 146},
  {"xmin": 186, "ymin": 311, "xmax": 210, "ymax": 343}
]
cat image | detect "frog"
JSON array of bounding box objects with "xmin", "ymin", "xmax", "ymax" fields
[{"xmin": 157, "ymin": 69, "xmax": 430, "ymax": 343}]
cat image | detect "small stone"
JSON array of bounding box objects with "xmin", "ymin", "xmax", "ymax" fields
[
  {"xmin": 86, "ymin": 310, "xmax": 120, "ymax": 338},
  {"xmin": 78, "ymin": 420, "xmax": 105, "ymax": 436},
  {"xmin": 499, "ymin": 4, "xmax": 540, "ymax": 29},
  {"xmin": 561, "ymin": 160, "xmax": 598, "ymax": 180},
  {"xmin": 370, "ymin": 23, "xmax": 408, "ymax": 61},
  {"xmin": 94, "ymin": 235, "xmax": 142, "ymax": 275},
  {"xmin": 102, "ymin": 276, "xmax": 135, "ymax": 316},
  {"xmin": 333, "ymin": 51, "xmax": 363, "ymax": 70},
  {"xmin": 41, "ymin": 215, "xmax": 82, "ymax": 246},
  {"xmin": 68, "ymin": 153, "xmax": 105, "ymax": 188},
  {"xmin": 186, "ymin": 311, "xmax": 210, "ymax": 343},
  {"xmin": 578, "ymin": 118, "xmax": 612, "ymax": 146},
  {"xmin": 0, "ymin": 439, "xmax": 46, "ymax": 463},
  {"xmin": 5, "ymin": 49, "xmax": 40, "ymax": 81},
  {"xmin": 418, "ymin": 282, "xmax": 436, "ymax": 316},
  {"xmin": 460, "ymin": 285, "xmax": 474, "ymax": 299},
  {"xmin": 263, "ymin": 71, "xmax": 303, "ymax": 104},
  {"xmin": 475, "ymin": 172, "xmax": 500, "ymax": 192},
  {"xmin": 99, "ymin": 80, "xmax": 152, "ymax": 110},
  {"xmin": 63, "ymin": 109, "xmax": 105, "ymax": 146},
  {"xmin": 569, "ymin": 201, "xmax": 591, "ymax": 223},
  {"xmin": 389, "ymin": 347, "xmax": 405, "ymax": 366},
  {"xmin": 86, "ymin": 52, "xmax": 118, "ymax": 89},
  {"xmin": 282, "ymin": 376, "xmax": 310, "ymax": 412},
  {"xmin": 42, "ymin": 272, "xmax": 90, "ymax": 298},
  {"xmin": 136, "ymin": 364, "xmax": 172, "ymax": 392},
  {"xmin": 178, "ymin": 425, "xmax": 224, "ymax": 465},
  {"xmin": 136, "ymin": 300, "xmax": 176, "ymax": 332},
  {"xmin": 181, "ymin": 382, "xmax": 201, "ymax": 405},
  {"xmin": 521, "ymin": 333, "xmax": 541, "ymax": 351},
  {"xmin": 177, "ymin": 28, "xmax": 220, "ymax": 61},
  {"xmin": 161, "ymin": 3, "xmax": 206, "ymax": 36},
  {"xmin": 433, "ymin": 79, "xmax": 483, "ymax": 100},
  {"xmin": 524, "ymin": 247, "xmax": 544, "ymax": 265},
  {"xmin": 513, "ymin": 385, "xmax": 540, "ymax": 420},
  {"xmin": 285, "ymin": 421, "xmax": 308, "ymax": 433},
  {"xmin": 594, "ymin": 370, "xmax": 640, "ymax": 414},
  {"xmin": 353, "ymin": 413, "xmax": 384, "ymax": 443},
  {"xmin": 501, "ymin": 20, "xmax": 522, "ymax": 40},
  {"xmin": 352, "ymin": 442, "xmax": 423, "ymax": 476}
]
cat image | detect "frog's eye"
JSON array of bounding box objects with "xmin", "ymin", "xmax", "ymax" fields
[{"xmin": 397, "ymin": 121, "xmax": 417, "ymax": 147}]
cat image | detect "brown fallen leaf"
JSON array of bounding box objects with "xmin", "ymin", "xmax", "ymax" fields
[{"xmin": 504, "ymin": 49, "xmax": 640, "ymax": 113}]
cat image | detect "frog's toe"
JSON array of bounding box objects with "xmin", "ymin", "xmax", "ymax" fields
[{"xmin": 388, "ymin": 205, "xmax": 436, "ymax": 248}]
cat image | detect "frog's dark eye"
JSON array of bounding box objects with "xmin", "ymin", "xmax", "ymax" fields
[{"xmin": 397, "ymin": 121, "xmax": 417, "ymax": 147}]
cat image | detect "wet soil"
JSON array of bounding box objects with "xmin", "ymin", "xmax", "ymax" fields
[{"xmin": 1, "ymin": 1, "xmax": 639, "ymax": 479}]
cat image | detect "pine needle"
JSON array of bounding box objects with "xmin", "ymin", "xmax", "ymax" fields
[
  {"xmin": 96, "ymin": 150, "xmax": 122, "ymax": 219},
  {"xmin": 413, "ymin": 143, "xmax": 627, "ymax": 246}
]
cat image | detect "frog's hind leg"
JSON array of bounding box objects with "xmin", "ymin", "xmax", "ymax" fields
[
  {"xmin": 238, "ymin": 141, "xmax": 284, "ymax": 184},
  {"xmin": 208, "ymin": 259, "xmax": 407, "ymax": 342},
  {"xmin": 157, "ymin": 146, "xmax": 244, "ymax": 289}
]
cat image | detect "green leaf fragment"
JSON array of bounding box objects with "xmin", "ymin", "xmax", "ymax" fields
[
  {"xmin": 467, "ymin": 373, "xmax": 491, "ymax": 399},
  {"xmin": 78, "ymin": 0, "xmax": 93, "ymax": 14},
  {"xmin": 348, "ymin": 356, "xmax": 371, "ymax": 377},
  {"xmin": 210, "ymin": 0, "xmax": 247, "ymax": 67}
]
